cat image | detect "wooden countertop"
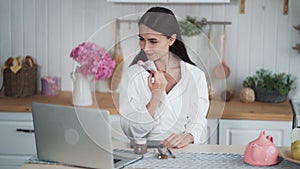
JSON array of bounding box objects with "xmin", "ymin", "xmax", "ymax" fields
[
  {"xmin": 0, "ymin": 91, "xmax": 120, "ymax": 114},
  {"xmin": 207, "ymin": 97, "xmax": 293, "ymax": 121},
  {"xmin": 0, "ymin": 91, "xmax": 293, "ymax": 121}
]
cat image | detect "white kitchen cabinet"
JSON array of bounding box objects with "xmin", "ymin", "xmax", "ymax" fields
[
  {"xmin": 0, "ymin": 112, "xmax": 128, "ymax": 169},
  {"xmin": 219, "ymin": 119, "xmax": 293, "ymax": 146},
  {"xmin": 207, "ymin": 119, "xmax": 219, "ymax": 144},
  {"xmin": 107, "ymin": 0, "xmax": 167, "ymax": 3},
  {"xmin": 0, "ymin": 112, "xmax": 36, "ymax": 169},
  {"xmin": 168, "ymin": 0, "xmax": 230, "ymax": 3}
]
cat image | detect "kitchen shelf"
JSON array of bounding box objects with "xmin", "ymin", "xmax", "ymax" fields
[
  {"xmin": 198, "ymin": 18, "xmax": 231, "ymax": 27},
  {"xmin": 118, "ymin": 17, "xmax": 232, "ymax": 29},
  {"xmin": 107, "ymin": 0, "xmax": 230, "ymax": 3}
]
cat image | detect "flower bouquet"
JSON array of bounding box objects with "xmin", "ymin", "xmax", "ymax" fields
[
  {"xmin": 70, "ymin": 42, "xmax": 115, "ymax": 106},
  {"xmin": 70, "ymin": 42, "xmax": 115, "ymax": 81}
]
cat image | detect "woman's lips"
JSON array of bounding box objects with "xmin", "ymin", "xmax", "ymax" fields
[
  {"xmin": 145, "ymin": 53, "xmax": 154, "ymax": 59},
  {"xmin": 145, "ymin": 52, "xmax": 153, "ymax": 56}
]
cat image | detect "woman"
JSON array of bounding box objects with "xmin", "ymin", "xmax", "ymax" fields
[{"xmin": 119, "ymin": 7, "xmax": 209, "ymax": 148}]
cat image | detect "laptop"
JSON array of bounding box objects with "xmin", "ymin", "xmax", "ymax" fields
[{"xmin": 31, "ymin": 102, "xmax": 143, "ymax": 169}]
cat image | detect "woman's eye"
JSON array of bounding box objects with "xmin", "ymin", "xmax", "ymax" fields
[
  {"xmin": 150, "ymin": 40, "xmax": 158, "ymax": 44},
  {"xmin": 139, "ymin": 37, "xmax": 144, "ymax": 41}
]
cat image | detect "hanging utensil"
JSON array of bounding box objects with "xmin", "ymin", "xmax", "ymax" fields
[
  {"xmin": 215, "ymin": 24, "xmax": 230, "ymax": 79},
  {"xmin": 208, "ymin": 24, "xmax": 213, "ymax": 48},
  {"xmin": 109, "ymin": 19, "xmax": 124, "ymax": 90}
]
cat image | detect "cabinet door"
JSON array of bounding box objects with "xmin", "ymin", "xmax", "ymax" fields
[
  {"xmin": 107, "ymin": 0, "xmax": 167, "ymax": 3},
  {"xmin": 0, "ymin": 155, "xmax": 33, "ymax": 169},
  {"xmin": 207, "ymin": 119, "xmax": 219, "ymax": 144},
  {"xmin": 219, "ymin": 119, "xmax": 292, "ymax": 146},
  {"xmin": 0, "ymin": 113, "xmax": 36, "ymax": 167},
  {"xmin": 168, "ymin": 0, "xmax": 230, "ymax": 3}
]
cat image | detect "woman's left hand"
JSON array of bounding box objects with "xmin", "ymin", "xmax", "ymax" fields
[{"xmin": 160, "ymin": 133, "xmax": 194, "ymax": 148}]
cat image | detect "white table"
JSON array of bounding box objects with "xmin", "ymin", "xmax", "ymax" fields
[
  {"xmin": 20, "ymin": 142, "xmax": 246, "ymax": 169},
  {"xmin": 21, "ymin": 142, "xmax": 296, "ymax": 169}
]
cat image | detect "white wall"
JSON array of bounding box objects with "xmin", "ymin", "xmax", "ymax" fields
[{"xmin": 0, "ymin": 0, "xmax": 299, "ymax": 98}]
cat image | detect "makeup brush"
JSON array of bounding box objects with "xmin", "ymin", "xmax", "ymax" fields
[
  {"xmin": 167, "ymin": 148, "xmax": 176, "ymax": 158},
  {"xmin": 137, "ymin": 60, "xmax": 154, "ymax": 83},
  {"xmin": 137, "ymin": 60, "xmax": 151, "ymax": 74}
]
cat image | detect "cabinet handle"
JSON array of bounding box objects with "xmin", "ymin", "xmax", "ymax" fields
[{"xmin": 16, "ymin": 128, "xmax": 34, "ymax": 133}]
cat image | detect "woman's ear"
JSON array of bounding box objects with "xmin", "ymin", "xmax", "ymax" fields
[{"xmin": 169, "ymin": 34, "xmax": 177, "ymax": 46}]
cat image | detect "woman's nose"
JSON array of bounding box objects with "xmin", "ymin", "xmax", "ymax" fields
[
  {"xmin": 140, "ymin": 42, "xmax": 151, "ymax": 52},
  {"xmin": 143, "ymin": 42, "xmax": 150, "ymax": 51},
  {"xmin": 139, "ymin": 41, "xmax": 145, "ymax": 49}
]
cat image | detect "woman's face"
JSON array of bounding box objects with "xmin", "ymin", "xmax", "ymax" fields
[{"xmin": 138, "ymin": 24, "xmax": 174, "ymax": 61}]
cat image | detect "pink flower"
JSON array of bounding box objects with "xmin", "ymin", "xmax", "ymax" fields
[{"xmin": 70, "ymin": 42, "xmax": 115, "ymax": 81}]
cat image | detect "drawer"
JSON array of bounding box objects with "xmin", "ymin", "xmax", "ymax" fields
[
  {"xmin": 0, "ymin": 154, "xmax": 32, "ymax": 168},
  {"xmin": 0, "ymin": 113, "xmax": 36, "ymax": 155}
]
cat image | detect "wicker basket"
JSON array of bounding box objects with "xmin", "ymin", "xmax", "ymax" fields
[
  {"xmin": 1, "ymin": 65, "xmax": 38, "ymax": 97},
  {"xmin": 254, "ymin": 88, "xmax": 287, "ymax": 103}
]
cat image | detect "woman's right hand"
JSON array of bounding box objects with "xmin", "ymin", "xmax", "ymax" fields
[
  {"xmin": 146, "ymin": 70, "xmax": 167, "ymax": 117},
  {"xmin": 147, "ymin": 70, "xmax": 167, "ymax": 93}
]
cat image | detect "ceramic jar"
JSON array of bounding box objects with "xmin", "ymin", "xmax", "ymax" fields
[{"xmin": 244, "ymin": 130, "xmax": 279, "ymax": 166}]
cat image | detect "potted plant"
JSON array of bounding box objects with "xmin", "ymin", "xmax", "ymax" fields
[
  {"xmin": 179, "ymin": 16, "xmax": 202, "ymax": 37},
  {"xmin": 243, "ymin": 69, "xmax": 295, "ymax": 103},
  {"xmin": 179, "ymin": 16, "xmax": 202, "ymax": 54}
]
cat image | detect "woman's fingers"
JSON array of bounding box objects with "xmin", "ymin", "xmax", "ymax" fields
[
  {"xmin": 161, "ymin": 133, "xmax": 192, "ymax": 148},
  {"xmin": 161, "ymin": 134, "xmax": 181, "ymax": 148},
  {"xmin": 148, "ymin": 70, "xmax": 167, "ymax": 91}
]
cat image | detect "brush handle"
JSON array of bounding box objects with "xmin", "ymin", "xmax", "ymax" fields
[{"xmin": 141, "ymin": 64, "xmax": 151, "ymax": 74}]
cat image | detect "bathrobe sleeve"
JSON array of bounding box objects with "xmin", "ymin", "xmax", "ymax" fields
[
  {"xmin": 185, "ymin": 67, "xmax": 209, "ymax": 144},
  {"xmin": 119, "ymin": 65, "xmax": 157, "ymax": 139}
]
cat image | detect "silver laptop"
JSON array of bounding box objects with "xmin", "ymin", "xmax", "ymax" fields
[{"xmin": 31, "ymin": 102, "xmax": 143, "ymax": 169}]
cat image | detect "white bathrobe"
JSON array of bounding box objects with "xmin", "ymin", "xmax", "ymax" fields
[{"xmin": 119, "ymin": 60, "xmax": 209, "ymax": 144}]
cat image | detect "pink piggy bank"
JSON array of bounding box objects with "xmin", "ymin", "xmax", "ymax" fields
[{"xmin": 244, "ymin": 130, "xmax": 279, "ymax": 166}]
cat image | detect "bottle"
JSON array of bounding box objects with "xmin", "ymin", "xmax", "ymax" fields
[{"xmin": 133, "ymin": 138, "xmax": 147, "ymax": 155}]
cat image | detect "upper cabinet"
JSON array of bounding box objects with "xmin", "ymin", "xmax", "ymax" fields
[
  {"xmin": 168, "ymin": 0, "xmax": 230, "ymax": 2},
  {"xmin": 107, "ymin": 0, "xmax": 230, "ymax": 3},
  {"xmin": 107, "ymin": 0, "xmax": 166, "ymax": 2}
]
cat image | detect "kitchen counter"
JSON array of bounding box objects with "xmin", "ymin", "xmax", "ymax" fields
[
  {"xmin": 208, "ymin": 97, "xmax": 293, "ymax": 121},
  {"xmin": 0, "ymin": 91, "xmax": 293, "ymax": 121},
  {"xmin": 0, "ymin": 91, "xmax": 119, "ymax": 114}
]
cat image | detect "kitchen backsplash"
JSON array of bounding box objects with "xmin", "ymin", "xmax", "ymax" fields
[{"xmin": 0, "ymin": 0, "xmax": 299, "ymax": 98}]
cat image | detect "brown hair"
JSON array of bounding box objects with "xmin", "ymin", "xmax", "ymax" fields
[{"xmin": 131, "ymin": 6, "xmax": 195, "ymax": 66}]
